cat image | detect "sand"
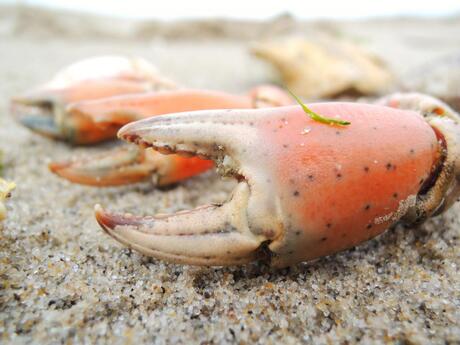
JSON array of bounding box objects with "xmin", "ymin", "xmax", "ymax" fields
[{"xmin": 0, "ymin": 6, "xmax": 459, "ymax": 344}]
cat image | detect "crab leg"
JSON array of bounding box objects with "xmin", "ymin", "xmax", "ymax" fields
[
  {"xmin": 50, "ymin": 87, "xmax": 292, "ymax": 186},
  {"xmin": 94, "ymin": 101, "xmax": 456, "ymax": 267}
]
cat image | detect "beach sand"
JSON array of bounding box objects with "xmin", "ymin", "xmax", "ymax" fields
[{"xmin": 0, "ymin": 7, "xmax": 459, "ymax": 344}]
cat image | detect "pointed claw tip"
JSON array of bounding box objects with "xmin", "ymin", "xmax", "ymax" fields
[
  {"xmin": 117, "ymin": 125, "xmax": 130, "ymax": 140},
  {"xmin": 95, "ymin": 205, "xmax": 146, "ymax": 232},
  {"xmin": 17, "ymin": 115, "xmax": 62, "ymax": 139},
  {"xmin": 95, "ymin": 204, "xmax": 115, "ymax": 232},
  {"xmin": 117, "ymin": 126, "xmax": 141, "ymax": 144},
  {"xmin": 48, "ymin": 161, "xmax": 70, "ymax": 174}
]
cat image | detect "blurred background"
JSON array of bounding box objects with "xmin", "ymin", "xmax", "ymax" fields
[
  {"xmin": 1, "ymin": 0, "xmax": 459, "ymax": 98},
  {"xmin": 2, "ymin": 0, "xmax": 460, "ymax": 20},
  {"xmin": 1, "ymin": 1, "xmax": 460, "ymax": 344}
]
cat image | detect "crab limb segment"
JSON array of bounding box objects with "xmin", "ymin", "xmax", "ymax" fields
[
  {"xmin": 52, "ymin": 145, "xmax": 214, "ymax": 187},
  {"xmin": 50, "ymin": 146, "xmax": 151, "ymax": 187},
  {"xmin": 65, "ymin": 86, "xmax": 293, "ymax": 129},
  {"xmin": 95, "ymin": 182, "xmax": 262, "ymax": 265},
  {"xmin": 95, "ymin": 102, "xmax": 455, "ymax": 267},
  {"xmin": 65, "ymin": 89, "xmax": 253, "ymax": 127}
]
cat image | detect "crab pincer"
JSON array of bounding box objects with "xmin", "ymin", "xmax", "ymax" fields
[
  {"xmin": 49, "ymin": 86, "xmax": 293, "ymax": 187},
  {"xmin": 94, "ymin": 94, "xmax": 460, "ymax": 267},
  {"xmin": 11, "ymin": 55, "xmax": 175, "ymax": 144}
]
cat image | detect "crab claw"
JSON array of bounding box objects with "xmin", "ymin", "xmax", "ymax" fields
[
  {"xmin": 49, "ymin": 86, "xmax": 292, "ymax": 187},
  {"xmin": 66, "ymin": 86, "xmax": 293, "ymax": 127},
  {"xmin": 49, "ymin": 146, "xmax": 155, "ymax": 187},
  {"xmin": 11, "ymin": 55, "xmax": 176, "ymax": 144},
  {"xmin": 95, "ymin": 182, "xmax": 261, "ymax": 265},
  {"xmin": 64, "ymin": 89, "xmax": 254, "ymax": 127},
  {"xmin": 49, "ymin": 146, "xmax": 213, "ymax": 187},
  {"xmin": 12, "ymin": 79, "xmax": 155, "ymax": 143},
  {"xmin": 96, "ymin": 100, "xmax": 460, "ymax": 267}
]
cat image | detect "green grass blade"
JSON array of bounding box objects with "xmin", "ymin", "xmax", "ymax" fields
[{"xmin": 288, "ymin": 90, "xmax": 351, "ymax": 126}]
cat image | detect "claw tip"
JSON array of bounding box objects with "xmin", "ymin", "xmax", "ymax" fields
[
  {"xmin": 95, "ymin": 205, "xmax": 144, "ymax": 232},
  {"xmin": 48, "ymin": 161, "xmax": 69, "ymax": 174},
  {"xmin": 95, "ymin": 204, "xmax": 113, "ymax": 231},
  {"xmin": 118, "ymin": 128, "xmax": 141, "ymax": 144}
]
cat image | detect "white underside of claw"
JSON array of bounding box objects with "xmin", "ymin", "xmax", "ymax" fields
[
  {"xmin": 96, "ymin": 107, "xmax": 296, "ymax": 265},
  {"xmin": 95, "ymin": 182, "xmax": 265, "ymax": 265}
]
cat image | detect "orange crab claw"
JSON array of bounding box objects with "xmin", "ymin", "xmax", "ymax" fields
[
  {"xmin": 12, "ymin": 79, "xmax": 157, "ymax": 143},
  {"xmin": 94, "ymin": 99, "xmax": 460, "ymax": 267},
  {"xmin": 49, "ymin": 146, "xmax": 213, "ymax": 187},
  {"xmin": 65, "ymin": 89, "xmax": 254, "ymax": 128},
  {"xmin": 50, "ymin": 86, "xmax": 292, "ymax": 187},
  {"xmin": 11, "ymin": 55, "xmax": 176, "ymax": 144},
  {"xmin": 66, "ymin": 85, "xmax": 294, "ymax": 128}
]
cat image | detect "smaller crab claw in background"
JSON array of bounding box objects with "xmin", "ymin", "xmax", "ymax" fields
[
  {"xmin": 95, "ymin": 97, "xmax": 460, "ymax": 267},
  {"xmin": 49, "ymin": 86, "xmax": 293, "ymax": 187},
  {"xmin": 60, "ymin": 84, "xmax": 292, "ymax": 133},
  {"xmin": 11, "ymin": 55, "xmax": 176, "ymax": 144}
]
